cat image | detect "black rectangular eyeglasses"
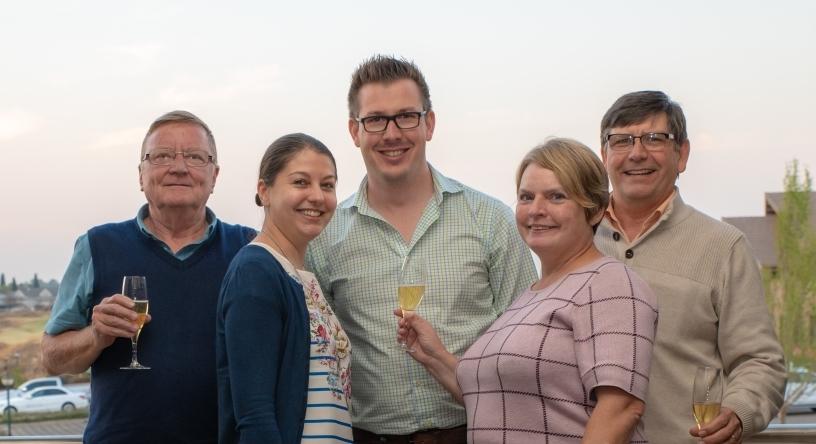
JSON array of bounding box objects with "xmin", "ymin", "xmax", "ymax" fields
[{"xmin": 355, "ymin": 111, "xmax": 427, "ymax": 133}]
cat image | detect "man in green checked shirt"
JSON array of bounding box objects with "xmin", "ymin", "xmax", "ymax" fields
[{"xmin": 306, "ymin": 55, "xmax": 537, "ymax": 443}]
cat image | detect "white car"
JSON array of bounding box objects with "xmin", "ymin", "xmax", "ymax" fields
[
  {"xmin": 3, "ymin": 376, "xmax": 64, "ymax": 398},
  {"xmin": 16, "ymin": 376, "xmax": 64, "ymax": 396},
  {"xmin": 0, "ymin": 386, "xmax": 89, "ymax": 413}
]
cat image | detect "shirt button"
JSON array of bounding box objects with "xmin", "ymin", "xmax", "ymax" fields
[
  {"xmin": 612, "ymin": 232, "xmax": 621, "ymax": 241},
  {"xmin": 625, "ymin": 249, "xmax": 634, "ymax": 259}
]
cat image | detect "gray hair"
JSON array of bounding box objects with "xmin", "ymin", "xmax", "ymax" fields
[{"xmin": 141, "ymin": 110, "xmax": 217, "ymax": 164}]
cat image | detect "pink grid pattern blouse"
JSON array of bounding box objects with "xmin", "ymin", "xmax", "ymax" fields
[{"xmin": 456, "ymin": 257, "xmax": 658, "ymax": 443}]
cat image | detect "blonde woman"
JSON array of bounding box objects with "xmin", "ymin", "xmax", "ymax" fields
[{"xmin": 398, "ymin": 138, "xmax": 658, "ymax": 443}]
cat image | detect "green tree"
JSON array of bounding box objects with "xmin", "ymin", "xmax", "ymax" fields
[
  {"xmin": 768, "ymin": 159, "xmax": 816, "ymax": 421},
  {"xmin": 0, "ymin": 272, "xmax": 5, "ymax": 287},
  {"xmin": 10, "ymin": 277, "xmax": 17, "ymax": 292},
  {"xmin": 32, "ymin": 273, "xmax": 40, "ymax": 288}
]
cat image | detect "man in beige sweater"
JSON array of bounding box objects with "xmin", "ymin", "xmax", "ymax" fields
[{"xmin": 594, "ymin": 91, "xmax": 785, "ymax": 444}]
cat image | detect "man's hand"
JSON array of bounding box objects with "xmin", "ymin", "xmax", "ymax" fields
[
  {"xmin": 689, "ymin": 406, "xmax": 743, "ymax": 443},
  {"xmin": 91, "ymin": 294, "xmax": 152, "ymax": 348}
]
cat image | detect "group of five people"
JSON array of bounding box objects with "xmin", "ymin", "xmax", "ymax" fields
[{"xmin": 42, "ymin": 55, "xmax": 785, "ymax": 443}]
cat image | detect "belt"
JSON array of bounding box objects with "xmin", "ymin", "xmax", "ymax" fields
[{"xmin": 352, "ymin": 425, "xmax": 467, "ymax": 444}]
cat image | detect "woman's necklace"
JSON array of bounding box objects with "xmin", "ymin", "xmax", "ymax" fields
[
  {"xmin": 259, "ymin": 228, "xmax": 307, "ymax": 285},
  {"xmin": 534, "ymin": 242, "xmax": 600, "ymax": 290}
]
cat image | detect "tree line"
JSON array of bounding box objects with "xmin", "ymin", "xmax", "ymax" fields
[{"xmin": 0, "ymin": 273, "xmax": 47, "ymax": 292}]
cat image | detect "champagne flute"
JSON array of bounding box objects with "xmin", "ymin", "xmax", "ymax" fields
[
  {"xmin": 120, "ymin": 276, "xmax": 150, "ymax": 370},
  {"xmin": 692, "ymin": 366, "xmax": 722, "ymax": 429},
  {"xmin": 397, "ymin": 257, "xmax": 427, "ymax": 352}
]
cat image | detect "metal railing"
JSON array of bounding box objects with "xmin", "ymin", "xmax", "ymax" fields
[
  {"xmin": 0, "ymin": 424, "xmax": 815, "ymax": 443},
  {"xmin": 0, "ymin": 424, "xmax": 816, "ymax": 444},
  {"xmin": 0, "ymin": 437, "xmax": 81, "ymax": 443},
  {"xmin": 745, "ymin": 423, "xmax": 816, "ymax": 443}
]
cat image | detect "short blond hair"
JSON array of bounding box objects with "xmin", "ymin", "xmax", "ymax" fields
[{"xmin": 516, "ymin": 138, "xmax": 609, "ymax": 226}]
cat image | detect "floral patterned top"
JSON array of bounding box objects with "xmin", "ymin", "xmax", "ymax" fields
[{"xmin": 264, "ymin": 245, "xmax": 353, "ymax": 443}]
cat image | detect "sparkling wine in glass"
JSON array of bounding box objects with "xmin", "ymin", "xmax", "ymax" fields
[
  {"xmin": 397, "ymin": 257, "xmax": 427, "ymax": 352},
  {"xmin": 120, "ymin": 276, "xmax": 150, "ymax": 370},
  {"xmin": 692, "ymin": 366, "xmax": 722, "ymax": 429}
]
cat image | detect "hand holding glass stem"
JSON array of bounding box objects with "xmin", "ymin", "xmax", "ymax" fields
[{"xmin": 395, "ymin": 309, "xmax": 464, "ymax": 404}]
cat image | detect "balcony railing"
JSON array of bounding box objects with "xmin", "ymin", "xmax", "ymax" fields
[{"xmin": 1, "ymin": 424, "xmax": 816, "ymax": 444}]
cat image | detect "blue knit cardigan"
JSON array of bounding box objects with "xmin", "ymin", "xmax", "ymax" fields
[{"xmin": 216, "ymin": 244, "xmax": 310, "ymax": 444}]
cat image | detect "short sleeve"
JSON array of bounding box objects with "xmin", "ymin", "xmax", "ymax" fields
[
  {"xmin": 573, "ymin": 262, "xmax": 658, "ymax": 402},
  {"xmin": 45, "ymin": 234, "xmax": 96, "ymax": 335}
]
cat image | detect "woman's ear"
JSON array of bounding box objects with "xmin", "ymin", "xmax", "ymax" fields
[{"xmin": 256, "ymin": 179, "xmax": 269, "ymax": 206}]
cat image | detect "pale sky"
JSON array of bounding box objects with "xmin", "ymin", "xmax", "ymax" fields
[{"xmin": 1, "ymin": 1, "xmax": 814, "ymax": 282}]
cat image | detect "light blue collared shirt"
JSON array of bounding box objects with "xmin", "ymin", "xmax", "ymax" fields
[{"xmin": 45, "ymin": 205, "xmax": 219, "ymax": 335}]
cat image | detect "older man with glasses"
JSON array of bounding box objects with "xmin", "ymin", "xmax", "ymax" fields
[
  {"xmin": 307, "ymin": 55, "xmax": 537, "ymax": 444},
  {"xmin": 594, "ymin": 91, "xmax": 785, "ymax": 444},
  {"xmin": 41, "ymin": 110, "xmax": 255, "ymax": 443}
]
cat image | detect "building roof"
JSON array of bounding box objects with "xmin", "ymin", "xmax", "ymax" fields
[
  {"xmin": 764, "ymin": 192, "xmax": 816, "ymax": 220},
  {"xmin": 724, "ymin": 192, "xmax": 816, "ymax": 269},
  {"xmin": 723, "ymin": 215, "xmax": 777, "ymax": 268}
]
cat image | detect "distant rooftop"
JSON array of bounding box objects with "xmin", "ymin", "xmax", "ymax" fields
[{"xmin": 723, "ymin": 192, "xmax": 816, "ymax": 269}]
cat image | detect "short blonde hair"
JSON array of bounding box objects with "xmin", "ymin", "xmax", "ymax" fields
[{"xmin": 516, "ymin": 138, "xmax": 609, "ymax": 226}]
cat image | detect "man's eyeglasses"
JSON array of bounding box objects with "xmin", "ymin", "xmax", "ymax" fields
[
  {"xmin": 606, "ymin": 133, "xmax": 675, "ymax": 151},
  {"xmin": 143, "ymin": 149, "xmax": 214, "ymax": 167},
  {"xmin": 355, "ymin": 111, "xmax": 427, "ymax": 133}
]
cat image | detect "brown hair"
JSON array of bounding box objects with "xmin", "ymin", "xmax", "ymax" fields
[
  {"xmin": 347, "ymin": 55, "xmax": 432, "ymax": 118},
  {"xmin": 600, "ymin": 90, "xmax": 687, "ymax": 148},
  {"xmin": 255, "ymin": 133, "xmax": 337, "ymax": 206},
  {"xmin": 516, "ymin": 138, "xmax": 609, "ymax": 230}
]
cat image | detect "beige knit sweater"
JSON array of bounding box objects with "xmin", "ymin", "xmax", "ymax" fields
[{"xmin": 595, "ymin": 192, "xmax": 785, "ymax": 443}]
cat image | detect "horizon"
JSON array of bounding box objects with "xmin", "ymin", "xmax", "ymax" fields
[{"xmin": 1, "ymin": 1, "xmax": 815, "ymax": 281}]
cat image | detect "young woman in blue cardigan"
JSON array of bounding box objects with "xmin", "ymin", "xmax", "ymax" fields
[{"xmin": 216, "ymin": 133, "xmax": 352, "ymax": 443}]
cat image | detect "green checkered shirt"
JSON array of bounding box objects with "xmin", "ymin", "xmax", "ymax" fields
[{"xmin": 306, "ymin": 166, "xmax": 538, "ymax": 435}]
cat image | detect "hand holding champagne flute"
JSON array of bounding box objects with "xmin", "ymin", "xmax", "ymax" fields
[
  {"xmin": 692, "ymin": 366, "xmax": 722, "ymax": 429},
  {"xmin": 397, "ymin": 257, "xmax": 427, "ymax": 352},
  {"xmin": 120, "ymin": 276, "xmax": 150, "ymax": 370}
]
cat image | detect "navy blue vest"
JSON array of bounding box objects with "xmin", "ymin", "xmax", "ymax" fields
[{"xmin": 84, "ymin": 219, "xmax": 254, "ymax": 444}]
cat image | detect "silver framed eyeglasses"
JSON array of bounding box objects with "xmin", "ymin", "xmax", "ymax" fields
[
  {"xmin": 355, "ymin": 111, "xmax": 427, "ymax": 133},
  {"xmin": 606, "ymin": 132, "xmax": 675, "ymax": 151},
  {"xmin": 143, "ymin": 149, "xmax": 214, "ymax": 167}
]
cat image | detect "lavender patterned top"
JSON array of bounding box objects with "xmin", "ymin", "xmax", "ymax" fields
[{"xmin": 457, "ymin": 257, "xmax": 658, "ymax": 443}]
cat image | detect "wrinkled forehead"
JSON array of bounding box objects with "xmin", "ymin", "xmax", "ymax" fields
[
  {"xmin": 607, "ymin": 112, "xmax": 669, "ymax": 133},
  {"xmin": 141, "ymin": 122, "xmax": 214, "ymax": 156}
]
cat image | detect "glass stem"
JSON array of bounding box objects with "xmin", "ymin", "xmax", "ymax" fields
[{"xmin": 130, "ymin": 339, "xmax": 139, "ymax": 365}]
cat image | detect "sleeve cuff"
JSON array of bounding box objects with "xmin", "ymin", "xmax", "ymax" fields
[{"xmin": 724, "ymin": 397, "xmax": 756, "ymax": 437}]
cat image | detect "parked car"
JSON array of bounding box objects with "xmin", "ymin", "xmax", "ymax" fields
[
  {"xmin": 0, "ymin": 386, "xmax": 89, "ymax": 414},
  {"xmin": 2, "ymin": 376, "xmax": 64, "ymax": 399},
  {"xmin": 17, "ymin": 376, "xmax": 64, "ymax": 394}
]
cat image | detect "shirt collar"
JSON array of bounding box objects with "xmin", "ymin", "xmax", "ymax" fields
[
  {"xmin": 136, "ymin": 204, "xmax": 217, "ymax": 241},
  {"xmin": 343, "ymin": 163, "xmax": 463, "ymax": 211},
  {"xmin": 604, "ymin": 188, "xmax": 676, "ymax": 243}
]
